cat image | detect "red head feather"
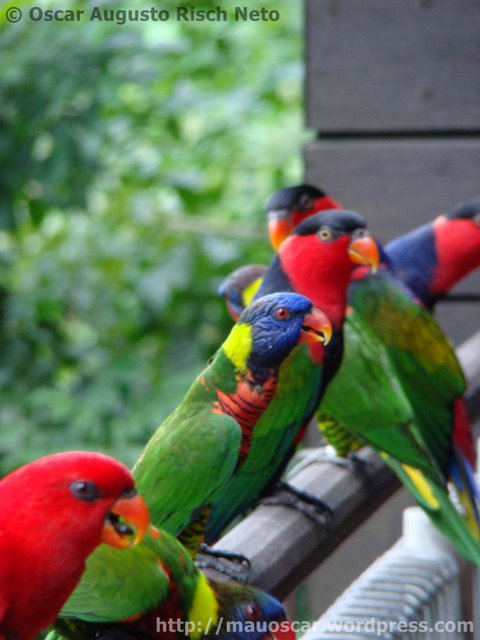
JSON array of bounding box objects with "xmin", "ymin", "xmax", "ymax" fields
[
  {"xmin": 278, "ymin": 211, "xmax": 379, "ymax": 328},
  {"xmin": 0, "ymin": 451, "xmax": 149, "ymax": 640},
  {"xmin": 431, "ymin": 206, "xmax": 480, "ymax": 297}
]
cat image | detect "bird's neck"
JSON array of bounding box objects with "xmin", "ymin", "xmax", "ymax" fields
[
  {"xmin": 279, "ymin": 240, "xmax": 351, "ymax": 329},
  {"xmin": 213, "ymin": 367, "xmax": 278, "ymax": 465}
]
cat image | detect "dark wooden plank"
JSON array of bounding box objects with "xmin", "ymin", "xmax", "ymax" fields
[
  {"xmin": 306, "ymin": 0, "xmax": 480, "ymax": 132},
  {"xmin": 201, "ymin": 447, "xmax": 400, "ymax": 600},
  {"xmin": 201, "ymin": 330, "xmax": 480, "ymax": 599},
  {"xmin": 304, "ymin": 138, "xmax": 480, "ymax": 343}
]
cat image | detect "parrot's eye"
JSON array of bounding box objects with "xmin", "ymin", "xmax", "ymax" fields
[
  {"xmin": 70, "ymin": 480, "xmax": 100, "ymax": 502},
  {"xmin": 246, "ymin": 604, "xmax": 260, "ymax": 621},
  {"xmin": 121, "ymin": 486, "xmax": 137, "ymax": 499},
  {"xmin": 299, "ymin": 194, "xmax": 315, "ymax": 211},
  {"xmin": 274, "ymin": 307, "xmax": 290, "ymax": 320},
  {"xmin": 473, "ymin": 213, "xmax": 480, "ymax": 226},
  {"xmin": 318, "ymin": 227, "xmax": 332, "ymax": 241}
]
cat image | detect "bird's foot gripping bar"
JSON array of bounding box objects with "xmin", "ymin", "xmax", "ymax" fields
[
  {"xmin": 257, "ymin": 480, "xmax": 334, "ymax": 528},
  {"xmin": 195, "ymin": 544, "xmax": 252, "ymax": 582}
]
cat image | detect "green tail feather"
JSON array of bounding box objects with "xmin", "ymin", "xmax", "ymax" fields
[{"xmin": 384, "ymin": 454, "xmax": 480, "ymax": 565}]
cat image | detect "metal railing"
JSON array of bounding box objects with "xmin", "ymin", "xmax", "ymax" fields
[{"xmin": 303, "ymin": 508, "xmax": 466, "ymax": 640}]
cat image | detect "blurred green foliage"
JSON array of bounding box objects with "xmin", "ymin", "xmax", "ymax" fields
[{"xmin": 0, "ymin": 0, "xmax": 304, "ymax": 473}]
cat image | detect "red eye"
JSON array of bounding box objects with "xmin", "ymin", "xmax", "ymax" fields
[
  {"xmin": 246, "ymin": 604, "xmax": 260, "ymax": 621},
  {"xmin": 274, "ymin": 307, "xmax": 290, "ymax": 320}
]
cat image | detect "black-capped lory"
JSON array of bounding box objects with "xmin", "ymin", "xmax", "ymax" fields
[
  {"xmin": 385, "ymin": 197, "xmax": 480, "ymax": 310},
  {"xmin": 318, "ymin": 262, "xmax": 480, "ymax": 563},
  {"xmin": 221, "ymin": 187, "xmax": 480, "ymax": 319},
  {"xmin": 260, "ymin": 187, "xmax": 480, "ymax": 562}
]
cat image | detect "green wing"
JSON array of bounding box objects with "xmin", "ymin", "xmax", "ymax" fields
[
  {"xmin": 319, "ymin": 304, "xmax": 444, "ymax": 481},
  {"xmin": 353, "ymin": 271, "xmax": 465, "ymax": 471},
  {"xmin": 384, "ymin": 454, "xmax": 480, "ymax": 564},
  {"xmin": 133, "ymin": 398, "xmax": 241, "ymax": 535},
  {"xmin": 319, "ymin": 271, "xmax": 479, "ymax": 562},
  {"xmin": 131, "ymin": 347, "xmax": 242, "ymax": 535},
  {"xmin": 205, "ymin": 344, "xmax": 324, "ymax": 541},
  {"xmin": 60, "ymin": 532, "xmax": 175, "ymax": 622}
]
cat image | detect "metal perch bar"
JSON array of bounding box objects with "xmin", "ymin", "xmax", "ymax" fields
[{"xmin": 200, "ymin": 328, "xmax": 480, "ymax": 599}]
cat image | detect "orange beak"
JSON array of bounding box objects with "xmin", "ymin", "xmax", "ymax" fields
[
  {"xmin": 347, "ymin": 234, "xmax": 380, "ymax": 273},
  {"xmin": 299, "ymin": 307, "xmax": 332, "ymax": 346},
  {"xmin": 268, "ymin": 212, "xmax": 294, "ymax": 250},
  {"xmin": 101, "ymin": 491, "xmax": 150, "ymax": 549}
]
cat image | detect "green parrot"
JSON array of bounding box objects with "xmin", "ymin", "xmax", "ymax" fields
[
  {"xmin": 204, "ymin": 210, "xmax": 380, "ymax": 542},
  {"xmin": 47, "ymin": 526, "xmax": 295, "ymax": 640},
  {"xmin": 316, "ymin": 265, "xmax": 480, "ymax": 564},
  {"xmin": 131, "ymin": 291, "xmax": 331, "ymax": 554}
]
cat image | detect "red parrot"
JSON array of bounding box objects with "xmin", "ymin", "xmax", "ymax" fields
[{"xmin": 0, "ymin": 451, "xmax": 149, "ymax": 640}]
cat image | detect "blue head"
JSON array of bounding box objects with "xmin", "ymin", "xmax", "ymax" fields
[
  {"xmin": 214, "ymin": 582, "xmax": 296, "ymax": 640},
  {"xmin": 223, "ymin": 292, "xmax": 332, "ymax": 373}
]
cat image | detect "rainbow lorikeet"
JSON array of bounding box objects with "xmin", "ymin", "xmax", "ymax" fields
[
  {"xmin": 220, "ymin": 188, "xmax": 480, "ymax": 318},
  {"xmin": 0, "ymin": 452, "xmax": 149, "ymax": 640},
  {"xmin": 256, "ymin": 187, "xmax": 480, "ymax": 563},
  {"xmin": 50, "ymin": 526, "xmax": 295, "ymax": 640},
  {"xmin": 132, "ymin": 292, "xmax": 331, "ymax": 555},
  {"xmin": 49, "ymin": 293, "xmax": 323, "ymax": 639},
  {"xmin": 204, "ymin": 210, "xmax": 380, "ymax": 542}
]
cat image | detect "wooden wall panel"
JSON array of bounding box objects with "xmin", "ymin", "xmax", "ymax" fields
[
  {"xmin": 306, "ymin": 0, "xmax": 480, "ymax": 132},
  {"xmin": 304, "ymin": 139, "xmax": 480, "ymax": 343}
]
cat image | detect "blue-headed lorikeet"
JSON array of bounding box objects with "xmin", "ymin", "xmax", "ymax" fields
[
  {"xmin": 0, "ymin": 452, "xmax": 149, "ymax": 640},
  {"xmin": 205, "ymin": 210, "xmax": 379, "ymax": 542},
  {"xmin": 132, "ymin": 291, "xmax": 331, "ymax": 554}
]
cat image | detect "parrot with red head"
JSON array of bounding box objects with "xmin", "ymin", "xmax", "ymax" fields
[
  {"xmin": 0, "ymin": 451, "xmax": 149, "ymax": 640},
  {"xmin": 385, "ymin": 197, "xmax": 480, "ymax": 310},
  {"xmin": 220, "ymin": 187, "xmax": 480, "ymax": 319},
  {"xmin": 252, "ymin": 187, "xmax": 480, "ymax": 563}
]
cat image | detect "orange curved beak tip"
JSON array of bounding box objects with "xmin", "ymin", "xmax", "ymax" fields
[
  {"xmin": 347, "ymin": 234, "xmax": 380, "ymax": 273},
  {"xmin": 101, "ymin": 492, "xmax": 150, "ymax": 549},
  {"xmin": 299, "ymin": 307, "xmax": 332, "ymax": 346},
  {"xmin": 268, "ymin": 213, "xmax": 294, "ymax": 251}
]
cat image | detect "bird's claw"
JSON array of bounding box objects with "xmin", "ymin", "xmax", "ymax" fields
[
  {"xmin": 195, "ymin": 544, "xmax": 251, "ymax": 582},
  {"xmin": 257, "ymin": 480, "xmax": 333, "ymax": 529}
]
